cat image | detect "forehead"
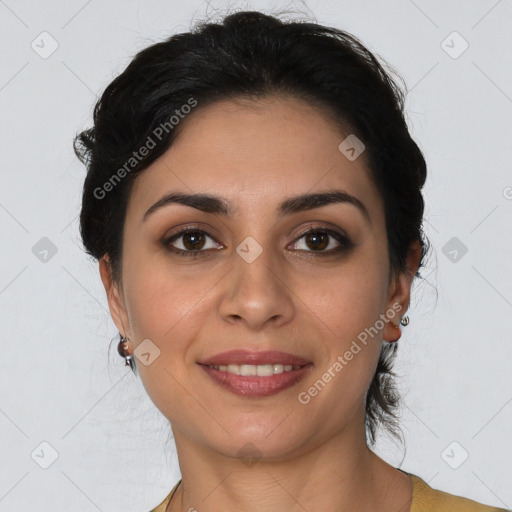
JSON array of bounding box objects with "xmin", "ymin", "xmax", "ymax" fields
[{"xmin": 126, "ymin": 95, "xmax": 384, "ymax": 222}]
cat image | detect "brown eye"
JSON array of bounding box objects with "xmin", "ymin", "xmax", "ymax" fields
[
  {"xmin": 163, "ymin": 228, "xmax": 222, "ymax": 257},
  {"xmin": 181, "ymin": 231, "xmax": 206, "ymax": 250},
  {"xmin": 304, "ymin": 231, "xmax": 329, "ymax": 251},
  {"xmin": 290, "ymin": 228, "xmax": 352, "ymax": 255}
]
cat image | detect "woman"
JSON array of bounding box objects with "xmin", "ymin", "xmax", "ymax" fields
[{"xmin": 73, "ymin": 10, "xmax": 508, "ymax": 512}]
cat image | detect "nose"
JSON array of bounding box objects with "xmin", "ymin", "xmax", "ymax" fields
[{"xmin": 218, "ymin": 239, "xmax": 295, "ymax": 331}]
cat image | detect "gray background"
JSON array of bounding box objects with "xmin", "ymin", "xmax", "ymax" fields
[{"xmin": 1, "ymin": 0, "xmax": 511, "ymax": 510}]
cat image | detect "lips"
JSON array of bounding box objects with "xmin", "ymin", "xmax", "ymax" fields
[
  {"xmin": 200, "ymin": 363, "xmax": 313, "ymax": 397},
  {"xmin": 198, "ymin": 349, "xmax": 312, "ymax": 367}
]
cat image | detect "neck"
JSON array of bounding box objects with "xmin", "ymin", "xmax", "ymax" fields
[{"xmin": 166, "ymin": 411, "xmax": 411, "ymax": 512}]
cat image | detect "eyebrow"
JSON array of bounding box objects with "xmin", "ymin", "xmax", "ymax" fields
[{"xmin": 142, "ymin": 189, "xmax": 371, "ymax": 224}]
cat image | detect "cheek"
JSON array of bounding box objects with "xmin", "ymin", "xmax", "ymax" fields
[
  {"xmin": 303, "ymin": 272, "xmax": 385, "ymax": 416},
  {"xmin": 125, "ymin": 268, "xmax": 210, "ymax": 342},
  {"xmin": 302, "ymin": 257, "xmax": 386, "ymax": 404},
  {"xmin": 123, "ymin": 267, "xmax": 209, "ymax": 411},
  {"xmin": 305, "ymin": 258, "xmax": 385, "ymax": 342}
]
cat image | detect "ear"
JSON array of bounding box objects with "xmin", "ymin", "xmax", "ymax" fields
[
  {"xmin": 99, "ymin": 255, "xmax": 132, "ymax": 339},
  {"xmin": 382, "ymin": 239, "xmax": 422, "ymax": 342}
]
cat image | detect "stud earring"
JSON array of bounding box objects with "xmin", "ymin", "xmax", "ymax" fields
[{"xmin": 400, "ymin": 315, "xmax": 409, "ymax": 326}]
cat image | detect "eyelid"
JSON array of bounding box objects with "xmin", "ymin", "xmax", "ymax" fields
[
  {"xmin": 292, "ymin": 222, "xmax": 348, "ymax": 240},
  {"xmin": 163, "ymin": 223, "xmax": 221, "ymax": 242},
  {"xmin": 163, "ymin": 224, "xmax": 346, "ymax": 245}
]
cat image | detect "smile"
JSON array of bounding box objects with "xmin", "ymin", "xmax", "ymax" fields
[
  {"xmin": 207, "ymin": 363, "xmax": 304, "ymax": 375},
  {"xmin": 199, "ymin": 362, "xmax": 313, "ymax": 397}
]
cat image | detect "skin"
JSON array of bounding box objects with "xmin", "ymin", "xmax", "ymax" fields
[{"xmin": 100, "ymin": 95, "xmax": 421, "ymax": 512}]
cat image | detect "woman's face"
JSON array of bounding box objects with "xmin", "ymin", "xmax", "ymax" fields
[{"xmin": 101, "ymin": 95, "xmax": 415, "ymax": 459}]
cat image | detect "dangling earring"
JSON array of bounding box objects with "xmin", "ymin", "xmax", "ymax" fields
[{"xmin": 118, "ymin": 333, "xmax": 137, "ymax": 375}]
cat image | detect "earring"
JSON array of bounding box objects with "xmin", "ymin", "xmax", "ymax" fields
[
  {"xmin": 400, "ymin": 315, "xmax": 410, "ymax": 326},
  {"xmin": 117, "ymin": 333, "xmax": 137, "ymax": 374}
]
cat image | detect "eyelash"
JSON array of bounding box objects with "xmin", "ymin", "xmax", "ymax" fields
[{"xmin": 161, "ymin": 224, "xmax": 352, "ymax": 259}]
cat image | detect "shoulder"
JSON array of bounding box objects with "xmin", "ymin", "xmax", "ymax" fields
[
  {"xmin": 409, "ymin": 473, "xmax": 509, "ymax": 512},
  {"xmin": 149, "ymin": 479, "xmax": 181, "ymax": 512}
]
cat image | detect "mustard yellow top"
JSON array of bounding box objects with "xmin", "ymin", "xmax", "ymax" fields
[{"xmin": 149, "ymin": 472, "xmax": 509, "ymax": 512}]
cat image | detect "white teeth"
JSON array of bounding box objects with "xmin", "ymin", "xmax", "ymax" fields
[
  {"xmin": 210, "ymin": 363, "xmax": 301, "ymax": 375},
  {"xmin": 227, "ymin": 364, "xmax": 241, "ymax": 375},
  {"xmin": 241, "ymin": 364, "xmax": 257, "ymax": 376}
]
